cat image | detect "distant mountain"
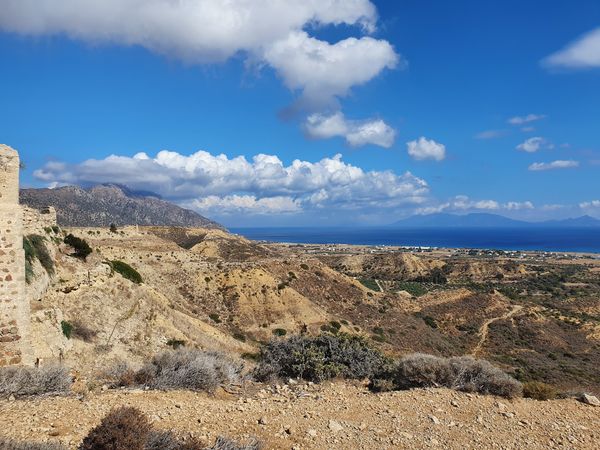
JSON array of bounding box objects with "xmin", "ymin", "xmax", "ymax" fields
[
  {"xmin": 390, "ymin": 213, "xmax": 600, "ymax": 228},
  {"xmin": 20, "ymin": 184, "xmax": 223, "ymax": 229}
]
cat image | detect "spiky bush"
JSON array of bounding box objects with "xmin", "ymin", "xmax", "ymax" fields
[
  {"xmin": 370, "ymin": 353, "xmax": 522, "ymax": 398},
  {"xmin": 145, "ymin": 432, "xmax": 260, "ymax": 450},
  {"xmin": 79, "ymin": 407, "xmax": 151, "ymax": 450},
  {"xmin": 0, "ymin": 366, "xmax": 72, "ymax": 398},
  {"xmin": 135, "ymin": 349, "xmax": 243, "ymax": 393},
  {"xmin": 0, "ymin": 439, "xmax": 67, "ymax": 450},
  {"xmin": 254, "ymin": 333, "xmax": 390, "ymax": 383}
]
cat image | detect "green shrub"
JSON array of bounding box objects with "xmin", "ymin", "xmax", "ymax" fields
[
  {"xmin": 209, "ymin": 313, "xmax": 222, "ymax": 323},
  {"xmin": 110, "ymin": 260, "xmax": 143, "ymax": 284},
  {"xmin": 272, "ymin": 328, "xmax": 287, "ymax": 337},
  {"xmin": 64, "ymin": 234, "xmax": 92, "ymax": 260},
  {"xmin": 396, "ymin": 282, "xmax": 427, "ymax": 297},
  {"xmin": 359, "ymin": 279, "xmax": 380, "ymax": 292},
  {"xmin": 254, "ymin": 333, "xmax": 390, "ymax": 383},
  {"xmin": 300, "ymin": 263, "xmax": 309, "ymax": 270},
  {"xmin": 110, "ymin": 223, "xmax": 118, "ymax": 233},
  {"xmin": 370, "ymin": 353, "xmax": 522, "ymax": 399},
  {"xmin": 23, "ymin": 235, "xmax": 54, "ymax": 282},
  {"xmin": 61, "ymin": 320, "xmax": 73, "ymax": 339},
  {"xmin": 523, "ymin": 381, "xmax": 558, "ymax": 400}
]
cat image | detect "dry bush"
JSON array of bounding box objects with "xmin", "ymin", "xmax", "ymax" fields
[
  {"xmin": 145, "ymin": 432, "xmax": 260, "ymax": 450},
  {"xmin": 208, "ymin": 437, "xmax": 262, "ymax": 450},
  {"xmin": 71, "ymin": 320, "xmax": 98, "ymax": 342},
  {"xmin": 0, "ymin": 439, "xmax": 67, "ymax": 450},
  {"xmin": 523, "ymin": 381, "xmax": 558, "ymax": 400},
  {"xmin": 100, "ymin": 361, "xmax": 138, "ymax": 388},
  {"xmin": 0, "ymin": 366, "xmax": 72, "ymax": 398},
  {"xmin": 371, "ymin": 353, "xmax": 522, "ymax": 399},
  {"xmin": 80, "ymin": 409, "xmax": 261, "ymax": 450},
  {"xmin": 254, "ymin": 334, "xmax": 390, "ymax": 383},
  {"xmin": 139, "ymin": 349, "xmax": 243, "ymax": 392},
  {"xmin": 79, "ymin": 407, "xmax": 151, "ymax": 450}
]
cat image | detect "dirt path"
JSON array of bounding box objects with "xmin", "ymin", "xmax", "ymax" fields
[
  {"xmin": 0, "ymin": 383, "xmax": 598, "ymax": 449},
  {"xmin": 375, "ymin": 279, "xmax": 384, "ymax": 292},
  {"xmin": 472, "ymin": 305, "xmax": 523, "ymax": 356}
]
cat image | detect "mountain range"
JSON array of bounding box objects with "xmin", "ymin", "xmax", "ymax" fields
[
  {"xmin": 20, "ymin": 184, "xmax": 223, "ymax": 229},
  {"xmin": 390, "ymin": 213, "xmax": 600, "ymax": 228}
]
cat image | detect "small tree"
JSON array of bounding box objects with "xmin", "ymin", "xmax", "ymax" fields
[{"xmin": 110, "ymin": 223, "xmax": 118, "ymax": 233}]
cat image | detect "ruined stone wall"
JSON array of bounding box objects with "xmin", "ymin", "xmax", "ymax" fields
[
  {"xmin": 0, "ymin": 145, "xmax": 32, "ymax": 366},
  {"xmin": 23, "ymin": 206, "xmax": 58, "ymax": 235}
]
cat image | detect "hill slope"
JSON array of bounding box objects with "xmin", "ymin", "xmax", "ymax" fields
[{"xmin": 20, "ymin": 184, "xmax": 222, "ymax": 228}]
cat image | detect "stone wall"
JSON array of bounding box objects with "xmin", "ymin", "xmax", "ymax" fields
[{"xmin": 0, "ymin": 145, "xmax": 32, "ymax": 366}]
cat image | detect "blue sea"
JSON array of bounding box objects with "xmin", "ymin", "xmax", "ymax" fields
[{"xmin": 230, "ymin": 227, "xmax": 600, "ymax": 254}]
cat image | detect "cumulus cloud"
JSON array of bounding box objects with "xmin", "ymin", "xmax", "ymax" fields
[
  {"xmin": 516, "ymin": 137, "xmax": 552, "ymax": 153},
  {"xmin": 528, "ymin": 160, "xmax": 579, "ymax": 171},
  {"xmin": 543, "ymin": 27, "xmax": 600, "ymax": 69},
  {"xmin": 185, "ymin": 195, "xmax": 301, "ymax": 215},
  {"xmin": 508, "ymin": 114, "xmax": 546, "ymax": 125},
  {"xmin": 579, "ymin": 200, "xmax": 600, "ymax": 209},
  {"xmin": 34, "ymin": 149, "xmax": 429, "ymax": 215},
  {"xmin": 0, "ymin": 0, "xmax": 399, "ymax": 111},
  {"xmin": 406, "ymin": 137, "xmax": 446, "ymax": 161},
  {"xmin": 415, "ymin": 196, "xmax": 535, "ymax": 215},
  {"xmin": 264, "ymin": 31, "xmax": 399, "ymax": 108},
  {"xmin": 505, "ymin": 201, "xmax": 534, "ymax": 210},
  {"xmin": 304, "ymin": 112, "xmax": 396, "ymax": 147}
]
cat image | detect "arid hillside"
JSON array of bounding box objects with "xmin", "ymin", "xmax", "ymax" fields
[{"xmin": 23, "ymin": 225, "xmax": 600, "ymax": 395}]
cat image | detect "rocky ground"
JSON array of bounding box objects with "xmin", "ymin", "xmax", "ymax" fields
[{"xmin": 1, "ymin": 383, "xmax": 598, "ymax": 450}]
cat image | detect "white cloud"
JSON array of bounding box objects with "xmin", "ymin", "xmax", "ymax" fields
[
  {"xmin": 34, "ymin": 149, "xmax": 429, "ymax": 215},
  {"xmin": 263, "ymin": 31, "xmax": 399, "ymax": 108},
  {"xmin": 415, "ymin": 195, "xmax": 534, "ymax": 215},
  {"xmin": 0, "ymin": 1, "xmax": 398, "ymax": 111},
  {"xmin": 474, "ymin": 130, "xmax": 506, "ymax": 140},
  {"xmin": 505, "ymin": 201, "xmax": 534, "ymax": 210},
  {"xmin": 186, "ymin": 195, "xmax": 301, "ymax": 215},
  {"xmin": 508, "ymin": 114, "xmax": 546, "ymax": 125},
  {"xmin": 516, "ymin": 137, "xmax": 551, "ymax": 153},
  {"xmin": 406, "ymin": 137, "xmax": 446, "ymax": 161},
  {"xmin": 579, "ymin": 200, "xmax": 600, "ymax": 209},
  {"xmin": 304, "ymin": 112, "xmax": 395, "ymax": 148},
  {"xmin": 543, "ymin": 27, "xmax": 600, "ymax": 69},
  {"xmin": 528, "ymin": 160, "xmax": 579, "ymax": 171}
]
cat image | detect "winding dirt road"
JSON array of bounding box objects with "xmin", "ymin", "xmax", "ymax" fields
[{"xmin": 472, "ymin": 305, "xmax": 523, "ymax": 356}]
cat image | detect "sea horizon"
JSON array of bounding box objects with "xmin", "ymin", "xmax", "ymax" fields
[{"xmin": 231, "ymin": 226, "xmax": 600, "ymax": 254}]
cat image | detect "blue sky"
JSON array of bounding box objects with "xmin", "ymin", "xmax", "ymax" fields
[{"xmin": 1, "ymin": 0, "xmax": 599, "ymax": 226}]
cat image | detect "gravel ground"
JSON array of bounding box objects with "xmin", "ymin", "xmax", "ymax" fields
[{"xmin": 0, "ymin": 382, "xmax": 597, "ymax": 449}]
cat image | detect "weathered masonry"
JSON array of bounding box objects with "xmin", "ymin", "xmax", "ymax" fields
[{"xmin": 0, "ymin": 144, "xmax": 32, "ymax": 366}]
